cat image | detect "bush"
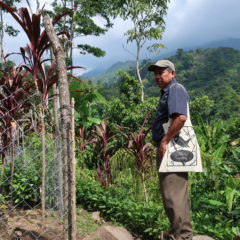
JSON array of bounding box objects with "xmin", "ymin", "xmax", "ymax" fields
[
  {"xmin": 76, "ymin": 171, "xmax": 168, "ymax": 239},
  {"xmin": 1, "ymin": 166, "xmax": 41, "ymax": 207}
]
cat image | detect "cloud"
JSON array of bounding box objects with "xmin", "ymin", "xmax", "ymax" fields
[
  {"xmin": 2, "ymin": 0, "xmax": 240, "ymax": 72},
  {"xmin": 163, "ymin": 0, "xmax": 240, "ymax": 48}
]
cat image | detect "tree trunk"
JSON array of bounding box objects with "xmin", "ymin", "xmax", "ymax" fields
[
  {"xmin": 136, "ymin": 41, "xmax": 144, "ymax": 102},
  {"xmin": 43, "ymin": 14, "xmax": 76, "ymax": 240},
  {"xmin": 51, "ymin": 39, "xmax": 64, "ymax": 216},
  {"xmin": 62, "ymin": 0, "xmax": 69, "ymax": 58},
  {"xmin": 69, "ymin": 2, "xmax": 76, "ymax": 71},
  {"xmin": 0, "ymin": 9, "xmax": 4, "ymax": 63}
]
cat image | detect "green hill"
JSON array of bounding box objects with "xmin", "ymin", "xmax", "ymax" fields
[
  {"xmin": 99, "ymin": 47, "xmax": 240, "ymax": 121},
  {"xmin": 84, "ymin": 61, "xmax": 135, "ymax": 83}
]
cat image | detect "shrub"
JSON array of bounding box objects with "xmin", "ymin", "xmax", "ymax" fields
[{"xmin": 76, "ymin": 171, "xmax": 168, "ymax": 239}]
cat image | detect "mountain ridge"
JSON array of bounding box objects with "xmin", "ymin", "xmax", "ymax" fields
[{"xmin": 83, "ymin": 38, "xmax": 240, "ymax": 82}]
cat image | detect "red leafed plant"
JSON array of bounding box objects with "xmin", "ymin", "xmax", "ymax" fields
[
  {"xmin": 0, "ymin": 61, "xmax": 34, "ymax": 175},
  {"xmin": 0, "ymin": 3, "xmax": 82, "ymax": 102},
  {"xmin": 0, "ymin": 2, "xmax": 83, "ymax": 215},
  {"xmin": 93, "ymin": 121, "xmax": 117, "ymax": 187},
  {"xmin": 113, "ymin": 117, "xmax": 156, "ymax": 201}
]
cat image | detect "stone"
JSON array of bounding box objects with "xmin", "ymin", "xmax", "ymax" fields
[
  {"xmin": 83, "ymin": 225, "xmax": 133, "ymax": 240},
  {"xmin": 91, "ymin": 211, "xmax": 102, "ymax": 224},
  {"xmin": 193, "ymin": 235, "xmax": 215, "ymax": 240}
]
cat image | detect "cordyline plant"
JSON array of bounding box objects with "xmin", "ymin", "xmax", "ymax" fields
[
  {"xmin": 78, "ymin": 125, "xmax": 97, "ymax": 152},
  {"xmin": 93, "ymin": 121, "xmax": 117, "ymax": 187},
  {"xmin": 0, "ymin": 60, "xmax": 34, "ymax": 196},
  {"xmin": 0, "ymin": 2, "xmax": 83, "ymax": 217},
  {"xmin": 0, "ymin": 3, "xmax": 76, "ymax": 101},
  {"xmin": 0, "ymin": 2, "xmax": 82, "ymax": 96},
  {"xmin": 0, "ymin": 60, "xmax": 34, "ymax": 159},
  {"xmin": 113, "ymin": 117, "xmax": 155, "ymax": 201}
]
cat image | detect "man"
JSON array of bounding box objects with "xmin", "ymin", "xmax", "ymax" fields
[{"xmin": 148, "ymin": 60, "xmax": 192, "ymax": 240}]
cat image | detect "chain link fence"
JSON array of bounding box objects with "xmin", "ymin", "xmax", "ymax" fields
[{"xmin": 0, "ymin": 83, "xmax": 76, "ymax": 240}]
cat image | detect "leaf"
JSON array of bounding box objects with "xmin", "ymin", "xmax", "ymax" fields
[
  {"xmin": 208, "ymin": 199, "xmax": 225, "ymax": 207},
  {"xmin": 87, "ymin": 117, "xmax": 102, "ymax": 124},
  {"xmin": 225, "ymin": 186, "xmax": 236, "ymax": 211}
]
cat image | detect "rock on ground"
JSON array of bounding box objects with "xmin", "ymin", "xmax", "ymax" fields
[
  {"xmin": 91, "ymin": 211, "xmax": 103, "ymax": 224},
  {"xmin": 193, "ymin": 235, "xmax": 215, "ymax": 240},
  {"xmin": 82, "ymin": 225, "xmax": 133, "ymax": 240}
]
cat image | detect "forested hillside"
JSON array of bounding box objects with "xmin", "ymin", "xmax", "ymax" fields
[{"xmin": 96, "ymin": 47, "xmax": 240, "ymax": 121}]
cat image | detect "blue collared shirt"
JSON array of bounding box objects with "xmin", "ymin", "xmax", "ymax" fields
[{"xmin": 152, "ymin": 78, "xmax": 189, "ymax": 142}]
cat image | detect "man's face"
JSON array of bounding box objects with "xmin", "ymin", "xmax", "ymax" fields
[{"xmin": 153, "ymin": 68, "xmax": 175, "ymax": 88}]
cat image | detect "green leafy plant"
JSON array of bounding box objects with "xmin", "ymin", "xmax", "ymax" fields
[{"xmin": 76, "ymin": 172, "xmax": 168, "ymax": 239}]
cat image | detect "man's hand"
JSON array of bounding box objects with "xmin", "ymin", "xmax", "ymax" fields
[
  {"xmin": 158, "ymin": 114, "xmax": 187, "ymax": 159},
  {"xmin": 158, "ymin": 138, "xmax": 168, "ymax": 159}
]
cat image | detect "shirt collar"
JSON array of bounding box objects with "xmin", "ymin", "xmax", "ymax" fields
[{"xmin": 162, "ymin": 78, "xmax": 177, "ymax": 92}]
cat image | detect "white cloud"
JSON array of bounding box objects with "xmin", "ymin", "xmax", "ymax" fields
[{"xmin": 2, "ymin": 0, "xmax": 240, "ymax": 72}]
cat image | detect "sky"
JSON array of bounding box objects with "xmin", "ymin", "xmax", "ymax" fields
[{"xmin": 3, "ymin": 0, "xmax": 240, "ymax": 74}]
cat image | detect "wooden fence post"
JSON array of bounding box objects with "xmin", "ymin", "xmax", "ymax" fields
[{"xmin": 70, "ymin": 98, "xmax": 76, "ymax": 239}]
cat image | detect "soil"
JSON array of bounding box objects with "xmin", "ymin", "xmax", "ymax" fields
[
  {"xmin": 0, "ymin": 208, "xmax": 80, "ymax": 240},
  {"xmin": 0, "ymin": 207, "xmax": 119, "ymax": 240}
]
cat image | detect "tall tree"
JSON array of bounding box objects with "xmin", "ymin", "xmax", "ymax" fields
[
  {"xmin": 117, "ymin": 0, "xmax": 169, "ymax": 102},
  {"xmin": 51, "ymin": 0, "xmax": 118, "ymax": 66},
  {"xmin": 0, "ymin": 0, "xmax": 20, "ymax": 62}
]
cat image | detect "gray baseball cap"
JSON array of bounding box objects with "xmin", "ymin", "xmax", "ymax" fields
[{"xmin": 148, "ymin": 59, "xmax": 175, "ymax": 71}]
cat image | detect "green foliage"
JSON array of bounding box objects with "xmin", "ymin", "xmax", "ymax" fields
[
  {"xmin": 117, "ymin": 0, "xmax": 169, "ymax": 46},
  {"xmin": 0, "ymin": 132, "xmax": 57, "ymax": 207},
  {"xmin": 117, "ymin": 71, "xmax": 141, "ymax": 106},
  {"xmin": 194, "ymin": 120, "xmax": 231, "ymax": 191},
  {"xmin": 190, "ymin": 95, "xmax": 214, "ymax": 123},
  {"xmin": 0, "ymin": 0, "xmax": 20, "ymax": 38},
  {"xmin": 76, "ymin": 171, "xmax": 168, "ymax": 239},
  {"xmin": 210, "ymin": 85, "xmax": 240, "ymax": 119},
  {"xmin": 11, "ymin": 170, "xmax": 40, "ymax": 205},
  {"xmin": 110, "ymin": 149, "xmax": 160, "ymax": 202},
  {"xmin": 51, "ymin": 0, "xmax": 120, "ymax": 58},
  {"xmin": 77, "ymin": 44, "xmax": 105, "ymax": 57},
  {"xmin": 225, "ymin": 176, "xmax": 240, "ymax": 212},
  {"xmin": 191, "ymin": 190, "xmax": 240, "ymax": 240},
  {"xmin": 105, "ymin": 96, "xmax": 158, "ymax": 131},
  {"xmin": 1, "ymin": 165, "xmax": 41, "ymax": 207},
  {"xmin": 70, "ymin": 79, "xmax": 106, "ymax": 128},
  {"xmin": 189, "ymin": 119, "xmax": 240, "ymax": 239}
]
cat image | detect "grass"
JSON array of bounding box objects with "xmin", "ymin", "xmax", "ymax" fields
[{"xmin": 77, "ymin": 208, "xmax": 102, "ymax": 238}]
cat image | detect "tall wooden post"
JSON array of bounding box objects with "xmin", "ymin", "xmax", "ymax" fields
[
  {"xmin": 51, "ymin": 45, "xmax": 64, "ymax": 217},
  {"xmin": 70, "ymin": 98, "xmax": 76, "ymax": 239},
  {"xmin": 43, "ymin": 15, "xmax": 76, "ymax": 240}
]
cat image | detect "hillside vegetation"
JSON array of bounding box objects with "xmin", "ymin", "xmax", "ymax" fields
[{"xmin": 96, "ymin": 47, "xmax": 240, "ymax": 121}]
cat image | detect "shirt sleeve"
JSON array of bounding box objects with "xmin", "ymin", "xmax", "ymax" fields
[{"xmin": 168, "ymin": 84, "xmax": 189, "ymax": 116}]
